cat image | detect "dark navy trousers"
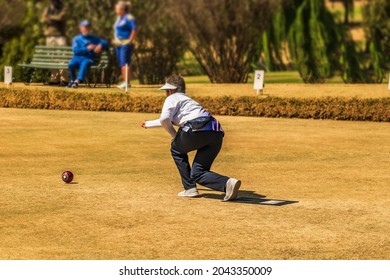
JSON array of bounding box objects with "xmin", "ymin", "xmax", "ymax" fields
[{"xmin": 171, "ymin": 129, "xmax": 229, "ymax": 192}]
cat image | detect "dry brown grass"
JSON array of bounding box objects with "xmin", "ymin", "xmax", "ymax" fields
[{"xmin": 0, "ymin": 108, "xmax": 389, "ymax": 260}]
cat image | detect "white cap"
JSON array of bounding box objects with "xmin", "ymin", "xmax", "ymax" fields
[{"xmin": 159, "ymin": 82, "xmax": 178, "ymax": 90}]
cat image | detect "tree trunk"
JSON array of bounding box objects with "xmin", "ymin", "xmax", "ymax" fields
[{"xmin": 343, "ymin": 0, "xmax": 350, "ymax": 25}]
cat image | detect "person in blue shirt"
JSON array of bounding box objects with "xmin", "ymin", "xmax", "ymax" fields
[
  {"xmin": 67, "ymin": 20, "xmax": 109, "ymax": 88},
  {"xmin": 113, "ymin": 1, "xmax": 137, "ymax": 90}
]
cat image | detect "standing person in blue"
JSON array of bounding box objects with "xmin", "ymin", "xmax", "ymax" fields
[
  {"xmin": 67, "ymin": 21, "xmax": 109, "ymax": 89},
  {"xmin": 141, "ymin": 75, "xmax": 242, "ymax": 201},
  {"xmin": 113, "ymin": 1, "xmax": 137, "ymax": 90}
]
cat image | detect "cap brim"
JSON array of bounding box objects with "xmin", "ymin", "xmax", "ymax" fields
[{"xmin": 159, "ymin": 83, "xmax": 177, "ymax": 90}]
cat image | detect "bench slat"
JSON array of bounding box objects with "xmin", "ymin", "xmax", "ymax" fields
[
  {"xmin": 35, "ymin": 51, "xmax": 73, "ymax": 56},
  {"xmin": 33, "ymin": 54, "xmax": 109, "ymax": 59},
  {"xmin": 18, "ymin": 64, "xmax": 69, "ymax": 69},
  {"xmin": 29, "ymin": 61, "xmax": 106, "ymax": 65},
  {"xmin": 35, "ymin": 46, "xmax": 73, "ymax": 50},
  {"xmin": 33, "ymin": 54, "xmax": 71, "ymax": 57},
  {"xmin": 31, "ymin": 61, "xmax": 69, "ymax": 64},
  {"xmin": 32, "ymin": 57, "xmax": 73, "ymax": 62},
  {"xmin": 33, "ymin": 54, "xmax": 108, "ymax": 59},
  {"xmin": 31, "ymin": 59, "xmax": 109, "ymax": 64},
  {"xmin": 18, "ymin": 63, "xmax": 103, "ymax": 69},
  {"xmin": 20, "ymin": 45, "xmax": 111, "ymax": 71},
  {"xmin": 34, "ymin": 51, "xmax": 73, "ymax": 55}
]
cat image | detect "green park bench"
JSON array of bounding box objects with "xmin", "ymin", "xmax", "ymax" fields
[{"xmin": 18, "ymin": 45, "xmax": 114, "ymax": 88}]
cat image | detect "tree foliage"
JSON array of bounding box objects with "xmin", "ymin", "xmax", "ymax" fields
[
  {"xmin": 340, "ymin": 0, "xmax": 389, "ymax": 84},
  {"xmin": 259, "ymin": 8, "xmax": 289, "ymax": 71},
  {"xmin": 256, "ymin": 0, "xmax": 304, "ymax": 72},
  {"xmin": 362, "ymin": 0, "xmax": 389, "ymax": 83},
  {"xmin": 287, "ymin": 0, "xmax": 339, "ymax": 83},
  {"xmin": 168, "ymin": 0, "xmax": 281, "ymax": 83},
  {"xmin": 0, "ymin": 0, "xmax": 44, "ymax": 78},
  {"xmin": 131, "ymin": 0, "xmax": 185, "ymax": 84},
  {"xmin": 339, "ymin": 34, "xmax": 364, "ymax": 83},
  {"xmin": 0, "ymin": 0, "xmax": 25, "ymax": 44},
  {"xmin": 0, "ymin": 0, "xmax": 184, "ymax": 84},
  {"xmin": 342, "ymin": 0, "xmax": 354, "ymax": 24},
  {"xmin": 0, "ymin": 0, "xmax": 389, "ymax": 85}
]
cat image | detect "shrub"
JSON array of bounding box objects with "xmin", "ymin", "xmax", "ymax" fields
[
  {"xmin": 167, "ymin": 0, "xmax": 280, "ymax": 83},
  {"xmin": 1, "ymin": 88, "xmax": 389, "ymax": 122}
]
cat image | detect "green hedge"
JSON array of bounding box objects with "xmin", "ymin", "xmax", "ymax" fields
[{"xmin": 1, "ymin": 88, "xmax": 389, "ymax": 121}]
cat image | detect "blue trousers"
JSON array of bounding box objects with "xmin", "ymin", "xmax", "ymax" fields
[
  {"xmin": 171, "ymin": 129, "xmax": 229, "ymax": 192},
  {"xmin": 68, "ymin": 56, "xmax": 93, "ymax": 82},
  {"xmin": 115, "ymin": 44, "xmax": 134, "ymax": 67}
]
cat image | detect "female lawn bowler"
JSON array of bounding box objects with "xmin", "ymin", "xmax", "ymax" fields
[{"xmin": 141, "ymin": 75, "xmax": 241, "ymax": 201}]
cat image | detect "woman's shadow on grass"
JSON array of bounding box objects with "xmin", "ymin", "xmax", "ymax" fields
[{"xmin": 200, "ymin": 189, "xmax": 299, "ymax": 206}]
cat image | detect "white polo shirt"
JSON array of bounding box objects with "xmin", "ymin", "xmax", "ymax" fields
[{"xmin": 145, "ymin": 92, "xmax": 210, "ymax": 137}]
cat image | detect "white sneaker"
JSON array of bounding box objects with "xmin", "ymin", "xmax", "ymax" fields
[
  {"xmin": 224, "ymin": 178, "xmax": 241, "ymax": 201},
  {"xmin": 117, "ymin": 82, "xmax": 131, "ymax": 90},
  {"xmin": 178, "ymin": 188, "xmax": 200, "ymax": 198}
]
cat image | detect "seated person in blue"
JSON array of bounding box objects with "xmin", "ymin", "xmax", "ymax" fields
[{"xmin": 67, "ymin": 20, "xmax": 109, "ymax": 88}]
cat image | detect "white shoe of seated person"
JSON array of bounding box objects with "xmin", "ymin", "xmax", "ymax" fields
[{"xmin": 178, "ymin": 188, "xmax": 200, "ymax": 198}]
